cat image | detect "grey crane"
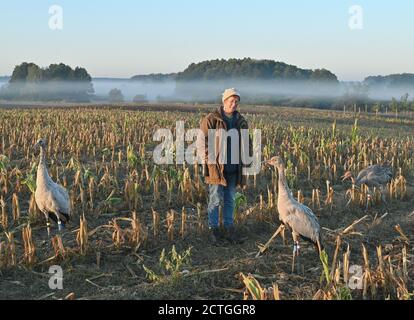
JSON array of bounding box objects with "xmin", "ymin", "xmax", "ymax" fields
[
  {"xmin": 34, "ymin": 139, "xmax": 71, "ymax": 236},
  {"xmin": 341, "ymin": 163, "xmax": 393, "ymax": 210},
  {"xmin": 264, "ymin": 156, "xmax": 323, "ymax": 273}
]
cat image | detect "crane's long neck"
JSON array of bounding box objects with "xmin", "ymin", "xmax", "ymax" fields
[
  {"xmin": 37, "ymin": 146, "xmax": 52, "ymax": 186},
  {"xmin": 277, "ymin": 165, "xmax": 293, "ymax": 200},
  {"xmin": 350, "ymin": 174, "xmax": 357, "ymax": 185}
]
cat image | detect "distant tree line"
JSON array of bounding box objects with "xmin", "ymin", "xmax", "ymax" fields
[
  {"xmin": 130, "ymin": 73, "xmax": 177, "ymax": 82},
  {"xmin": 348, "ymin": 74, "xmax": 414, "ymax": 114},
  {"xmin": 176, "ymin": 58, "xmax": 339, "ymax": 82},
  {"xmin": 130, "ymin": 58, "xmax": 339, "ymax": 82},
  {"xmin": 0, "ymin": 62, "xmax": 94, "ymax": 101},
  {"xmin": 364, "ymin": 73, "xmax": 414, "ymax": 90}
]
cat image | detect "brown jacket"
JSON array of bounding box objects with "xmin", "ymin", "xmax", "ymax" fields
[{"xmin": 197, "ymin": 106, "xmax": 253, "ymax": 187}]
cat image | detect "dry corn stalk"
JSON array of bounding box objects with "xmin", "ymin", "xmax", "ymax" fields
[
  {"xmin": 110, "ymin": 219, "xmax": 125, "ymax": 248},
  {"xmin": 129, "ymin": 211, "xmax": 141, "ymax": 246},
  {"xmin": 22, "ymin": 224, "xmax": 36, "ymax": 266},
  {"xmin": 79, "ymin": 185, "xmax": 85, "ymax": 214},
  {"xmin": 28, "ymin": 194, "xmax": 39, "ymax": 221},
  {"xmin": 345, "ymin": 184, "xmax": 357, "ymax": 207},
  {"xmin": 395, "ymin": 224, "xmax": 409, "ymax": 244},
  {"xmin": 0, "ymin": 196, "xmax": 7, "ymax": 230},
  {"xmin": 166, "ymin": 209, "xmax": 175, "ymax": 241},
  {"xmin": 197, "ymin": 202, "xmax": 203, "ymax": 233},
  {"xmin": 0, "ymin": 241, "xmax": 5, "ymax": 268},
  {"xmin": 180, "ymin": 207, "xmax": 187, "ymax": 239},
  {"xmin": 88, "ymin": 177, "xmax": 95, "ymax": 209},
  {"xmin": 76, "ymin": 214, "xmax": 88, "ymax": 255},
  {"xmin": 375, "ymin": 246, "xmax": 385, "ymax": 295},
  {"xmin": 12, "ymin": 193, "xmax": 20, "ymax": 222},
  {"xmin": 397, "ymin": 176, "xmax": 407, "ymax": 200},
  {"xmin": 312, "ymin": 189, "xmax": 320, "ymax": 209},
  {"xmin": 330, "ymin": 235, "xmax": 341, "ymax": 280},
  {"xmin": 152, "ymin": 208, "xmax": 160, "ymax": 237},
  {"xmin": 128, "ymin": 211, "xmax": 147, "ymax": 247},
  {"xmin": 267, "ymin": 188, "xmax": 274, "ymax": 208},
  {"xmin": 402, "ymin": 246, "xmax": 408, "ymax": 281},
  {"xmin": 343, "ymin": 245, "xmax": 350, "ymax": 285},
  {"xmin": 297, "ymin": 190, "xmax": 304, "ymax": 204},
  {"xmin": 272, "ymin": 283, "xmax": 281, "ymax": 300},
  {"xmin": 341, "ymin": 215, "xmax": 369, "ymax": 235},
  {"xmin": 240, "ymin": 273, "xmax": 281, "ymax": 300},
  {"xmin": 51, "ymin": 235, "xmax": 66, "ymax": 259},
  {"xmin": 324, "ymin": 180, "xmax": 334, "ymax": 210},
  {"xmin": 5, "ymin": 232, "xmax": 16, "ymax": 266},
  {"xmin": 259, "ymin": 194, "xmax": 264, "ymax": 210},
  {"xmin": 182, "ymin": 168, "xmax": 194, "ymax": 203},
  {"xmin": 362, "ymin": 244, "xmax": 372, "ymax": 299}
]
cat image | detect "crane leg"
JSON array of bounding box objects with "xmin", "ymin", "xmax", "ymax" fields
[
  {"xmin": 296, "ymin": 242, "xmax": 301, "ymax": 274},
  {"xmin": 43, "ymin": 212, "xmax": 51, "ymax": 237},
  {"xmin": 365, "ymin": 193, "xmax": 372, "ymax": 212},
  {"xmin": 46, "ymin": 220, "xmax": 51, "ymax": 237},
  {"xmin": 292, "ymin": 241, "xmax": 301, "ymax": 274},
  {"xmin": 380, "ymin": 193, "xmax": 389, "ymax": 213},
  {"xmin": 53, "ymin": 212, "xmax": 63, "ymax": 233},
  {"xmin": 378, "ymin": 186, "xmax": 389, "ymax": 213},
  {"xmin": 58, "ymin": 218, "xmax": 63, "ymax": 233},
  {"xmin": 281, "ymin": 226, "xmax": 287, "ymax": 245}
]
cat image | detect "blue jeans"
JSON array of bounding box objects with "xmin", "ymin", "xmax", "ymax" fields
[{"xmin": 207, "ymin": 172, "xmax": 237, "ymax": 229}]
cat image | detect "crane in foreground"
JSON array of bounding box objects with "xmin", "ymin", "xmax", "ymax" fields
[
  {"xmin": 34, "ymin": 139, "xmax": 72, "ymax": 236},
  {"xmin": 258, "ymin": 156, "xmax": 323, "ymax": 273}
]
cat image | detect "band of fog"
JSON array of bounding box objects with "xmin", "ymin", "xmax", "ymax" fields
[{"xmin": 1, "ymin": 79, "xmax": 411, "ymax": 101}]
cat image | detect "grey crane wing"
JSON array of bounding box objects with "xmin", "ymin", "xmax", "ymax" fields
[
  {"xmin": 362, "ymin": 167, "xmax": 392, "ymax": 186},
  {"xmin": 37, "ymin": 182, "xmax": 71, "ymax": 216},
  {"xmin": 285, "ymin": 203, "xmax": 321, "ymax": 243},
  {"xmin": 51, "ymin": 183, "xmax": 71, "ymax": 215},
  {"xmin": 357, "ymin": 173, "xmax": 371, "ymax": 186},
  {"xmin": 54, "ymin": 183, "xmax": 70, "ymax": 202},
  {"xmin": 35, "ymin": 189, "xmax": 63, "ymax": 214},
  {"xmin": 374, "ymin": 165, "xmax": 393, "ymax": 183}
]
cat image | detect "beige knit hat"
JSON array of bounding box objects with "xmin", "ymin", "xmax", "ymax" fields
[{"xmin": 222, "ymin": 88, "xmax": 241, "ymax": 103}]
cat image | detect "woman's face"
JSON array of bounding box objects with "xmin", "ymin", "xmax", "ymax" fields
[{"xmin": 223, "ymin": 95, "xmax": 240, "ymax": 114}]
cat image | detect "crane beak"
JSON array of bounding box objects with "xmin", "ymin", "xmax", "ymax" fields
[
  {"xmin": 263, "ymin": 159, "xmax": 273, "ymax": 168},
  {"xmin": 341, "ymin": 171, "xmax": 352, "ymax": 181}
]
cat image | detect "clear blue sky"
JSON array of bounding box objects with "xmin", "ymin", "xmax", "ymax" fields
[{"xmin": 1, "ymin": 0, "xmax": 413, "ymax": 80}]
